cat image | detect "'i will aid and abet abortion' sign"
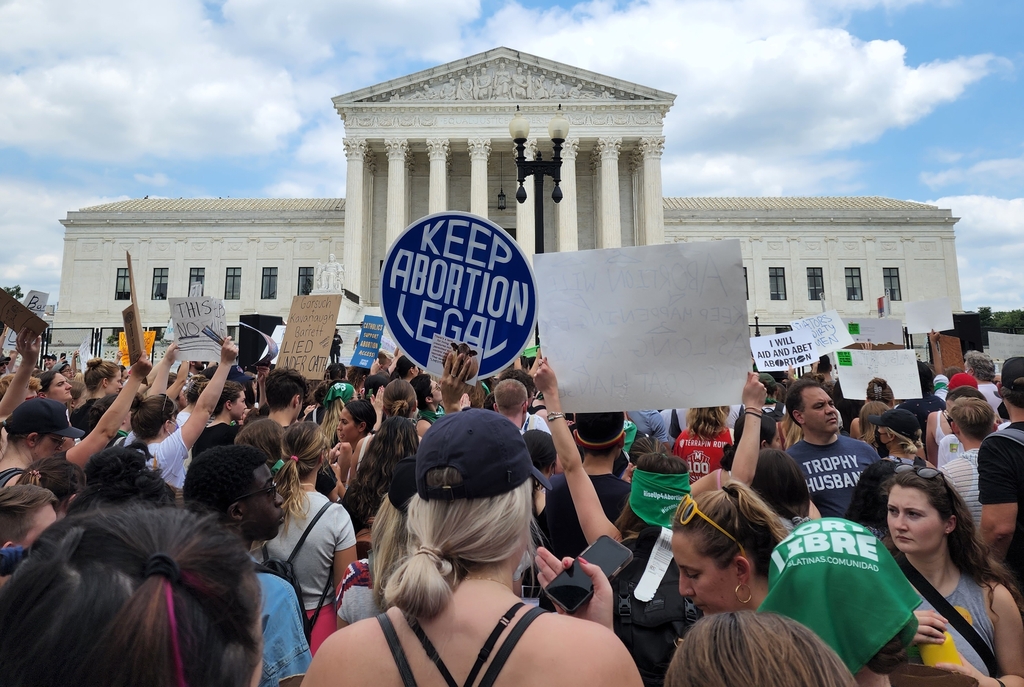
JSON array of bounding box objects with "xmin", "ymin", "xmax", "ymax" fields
[{"xmin": 380, "ymin": 211, "xmax": 537, "ymax": 379}]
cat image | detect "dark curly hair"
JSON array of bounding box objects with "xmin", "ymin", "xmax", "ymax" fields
[
  {"xmin": 344, "ymin": 417, "xmax": 419, "ymax": 529},
  {"xmin": 66, "ymin": 445, "xmax": 175, "ymax": 515},
  {"xmin": 844, "ymin": 459, "xmax": 897, "ymax": 536},
  {"xmin": 183, "ymin": 445, "xmax": 268, "ymax": 516}
]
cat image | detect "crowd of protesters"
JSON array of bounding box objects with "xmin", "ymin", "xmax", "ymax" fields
[{"xmin": 2, "ymin": 323, "xmax": 1024, "ymax": 687}]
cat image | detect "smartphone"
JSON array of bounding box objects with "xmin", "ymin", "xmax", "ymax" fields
[{"xmin": 544, "ymin": 536, "xmax": 633, "ymax": 613}]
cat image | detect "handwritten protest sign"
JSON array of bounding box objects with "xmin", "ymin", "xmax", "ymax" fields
[
  {"xmin": 78, "ymin": 335, "xmax": 91, "ymax": 373},
  {"xmin": 844, "ymin": 318, "xmax": 904, "ymax": 346},
  {"xmin": 790, "ymin": 309, "xmax": 855, "ymax": 356},
  {"xmin": 835, "ymin": 349, "xmax": 922, "ymax": 401},
  {"xmin": 751, "ymin": 329, "xmax": 817, "ymax": 371},
  {"xmin": 2, "ymin": 291, "xmax": 48, "ymax": 349},
  {"xmin": 350, "ymin": 315, "xmax": 385, "ymax": 368},
  {"xmin": 905, "ymin": 297, "xmax": 953, "ymax": 334},
  {"xmin": 0, "ymin": 288, "xmax": 48, "ymax": 343},
  {"xmin": 278, "ymin": 295, "xmax": 343, "ymax": 379},
  {"xmin": 120, "ymin": 252, "xmax": 145, "ymax": 364},
  {"xmin": 535, "ymin": 240, "xmax": 749, "ymax": 412},
  {"xmin": 987, "ymin": 332, "xmax": 1024, "ymax": 361},
  {"xmin": 118, "ymin": 330, "xmax": 156, "ymax": 366},
  {"xmin": 168, "ymin": 296, "xmax": 227, "ymax": 361}
]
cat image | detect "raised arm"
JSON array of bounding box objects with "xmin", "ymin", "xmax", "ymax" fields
[
  {"xmin": 927, "ymin": 330, "xmax": 942, "ymax": 376},
  {"xmin": 439, "ymin": 349, "xmax": 478, "ymax": 413},
  {"xmin": 180, "ymin": 338, "xmax": 237, "ymax": 449},
  {"xmin": 0, "ymin": 330, "xmax": 41, "ymax": 421},
  {"xmin": 66, "ymin": 355, "xmax": 153, "ymax": 466},
  {"xmin": 533, "ymin": 357, "xmax": 620, "ymax": 544},
  {"xmin": 144, "ymin": 343, "xmax": 178, "ymax": 397},
  {"xmin": 728, "ymin": 372, "xmax": 768, "ymax": 485}
]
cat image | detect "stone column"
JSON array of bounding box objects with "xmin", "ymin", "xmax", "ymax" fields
[
  {"xmin": 342, "ymin": 138, "xmax": 367, "ymax": 302},
  {"xmin": 468, "ymin": 138, "xmax": 491, "ymax": 218},
  {"xmin": 640, "ymin": 136, "xmax": 666, "ymax": 246},
  {"xmin": 597, "ymin": 137, "xmax": 622, "ymax": 249},
  {"xmin": 630, "ymin": 147, "xmax": 645, "ymax": 246},
  {"xmin": 385, "ymin": 138, "xmax": 409, "ymax": 248},
  {"xmin": 557, "ymin": 138, "xmax": 579, "ymax": 253},
  {"xmin": 426, "ymin": 138, "xmax": 450, "ymax": 215},
  {"xmin": 515, "ymin": 140, "xmax": 537, "ymax": 261}
]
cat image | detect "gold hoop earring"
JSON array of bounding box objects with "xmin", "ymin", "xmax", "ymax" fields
[{"xmin": 734, "ymin": 583, "xmax": 752, "ymax": 605}]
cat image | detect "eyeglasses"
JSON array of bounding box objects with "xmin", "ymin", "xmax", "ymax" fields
[
  {"xmin": 677, "ymin": 494, "xmax": 746, "ymax": 558},
  {"xmin": 47, "ymin": 434, "xmax": 70, "ymax": 446},
  {"xmin": 236, "ymin": 481, "xmax": 278, "ymax": 501}
]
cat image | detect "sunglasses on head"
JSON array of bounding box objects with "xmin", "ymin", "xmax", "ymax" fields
[{"xmin": 677, "ymin": 493, "xmax": 746, "ymax": 559}]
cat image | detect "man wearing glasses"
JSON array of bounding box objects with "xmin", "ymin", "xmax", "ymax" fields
[{"xmin": 183, "ymin": 444, "xmax": 312, "ymax": 687}]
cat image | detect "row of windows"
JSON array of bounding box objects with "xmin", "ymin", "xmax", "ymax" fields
[
  {"xmin": 115, "ymin": 266, "xmax": 318, "ymax": 301},
  {"xmin": 742, "ymin": 267, "xmax": 902, "ymax": 302}
]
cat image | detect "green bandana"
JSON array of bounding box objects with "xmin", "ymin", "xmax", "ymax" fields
[
  {"xmin": 418, "ymin": 406, "xmax": 444, "ymax": 424},
  {"xmin": 758, "ymin": 518, "xmax": 920, "ymax": 675},
  {"xmin": 629, "ymin": 469, "xmax": 691, "ymax": 528},
  {"xmin": 622, "ymin": 420, "xmax": 638, "ymax": 454},
  {"xmin": 323, "ymin": 382, "xmax": 354, "ymax": 406}
]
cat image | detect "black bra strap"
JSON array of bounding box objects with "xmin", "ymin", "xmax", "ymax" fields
[
  {"xmin": 377, "ymin": 613, "xmax": 418, "ymax": 687},
  {"xmin": 476, "ymin": 606, "xmax": 546, "ymax": 687}
]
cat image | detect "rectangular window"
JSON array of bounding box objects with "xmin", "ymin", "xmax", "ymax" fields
[
  {"xmin": 189, "ymin": 267, "xmax": 205, "ymax": 295},
  {"xmin": 151, "ymin": 268, "xmax": 168, "ymax": 300},
  {"xmin": 743, "ymin": 267, "xmax": 749, "ymax": 300},
  {"xmin": 261, "ymin": 267, "xmax": 278, "ymax": 300},
  {"xmin": 769, "ymin": 267, "xmax": 787, "ymax": 301},
  {"xmin": 224, "ymin": 267, "xmax": 242, "ymax": 300},
  {"xmin": 883, "ymin": 267, "xmax": 902, "ymax": 301},
  {"xmin": 297, "ymin": 266, "xmax": 314, "ymax": 296},
  {"xmin": 115, "ymin": 268, "xmax": 130, "ymax": 300},
  {"xmin": 845, "ymin": 267, "xmax": 863, "ymax": 301},
  {"xmin": 806, "ymin": 267, "xmax": 824, "ymax": 301}
]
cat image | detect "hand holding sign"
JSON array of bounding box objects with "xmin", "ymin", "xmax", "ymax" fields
[
  {"xmin": 15, "ymin": 328, "xmax": 41, "ymax": 368},
  {"xmin": 440, "ymin": 345, "xmax": 480, "ymax": 412}
]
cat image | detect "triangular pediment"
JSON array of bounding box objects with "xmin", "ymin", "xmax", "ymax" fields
[{"xmin": 332, "ymin": 47, "xmax": 675, "ymax": 106}]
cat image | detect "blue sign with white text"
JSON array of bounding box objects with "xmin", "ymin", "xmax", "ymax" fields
[
  {"xmin": 350, "ymin": 314, "xmax": 386, "ymax": 369},
  {"xmin": 380, "ymin": 211, "xmax": 537, "ymax": 379}
]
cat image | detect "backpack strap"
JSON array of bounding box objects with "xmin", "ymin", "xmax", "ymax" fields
[
  {"xmin": 287, "ymin": 501, "xmax": 334, "ymax": 564},
  {"xmin": 898, "ymin": 557, "xmax": 999, "ymax": 677},
  {"xmin": 476, "ymin": 606, "xmax": 546, "ymax": 687},
  {"xmin": 982, "ymin": 427, "xmax": 1024, "ymax": 450},
  {"xmin": 377, "ymin": 613, "xmax": 418, "ymax": 687},
  {"xmin": 0, "ymin": 468, "xmax": 24, "ymax": 487}
]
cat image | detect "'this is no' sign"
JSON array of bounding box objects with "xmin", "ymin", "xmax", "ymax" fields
[{"xmin": 380, "ymin": 212, "xmax": 537, "ymax": 379}]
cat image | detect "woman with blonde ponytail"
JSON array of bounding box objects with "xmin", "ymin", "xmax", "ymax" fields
[{"xmin": 261, "ymin": 421, "xmax": 357, "ymax": 655}]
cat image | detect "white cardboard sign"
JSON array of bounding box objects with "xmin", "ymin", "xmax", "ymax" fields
[
  {"xmin": 905, "ymin": 297, "xmax": 954, "ymax": 334},
  {"xmin": 844, "ymin": 317, "xmax": 905, "ymax": 345},
  {"xmin": 835, "ymin": 349, "xmax": 922, "ymax": 401},
  {"xmin": 168, "ymin": 296, "xmax": 227, "ymax": 361},
  {"xmin": 751, "ymin": 329, "xmax": 818, "ymax": 371},
  {"xmin": 987, "ymin": 332, "xmax": 1024, "ymax": 361},
  {"xmin": 534, "ymin": 240, "xmax": 750, "ymax": 413},
  {"xmin": 790, "ymin": 309, "xmax": 855, "ymax": 355}
]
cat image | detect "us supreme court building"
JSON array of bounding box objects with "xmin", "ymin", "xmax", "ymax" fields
[{"xmin": 55, "ymin": 47, "xmax": 962, "ymax": 331}]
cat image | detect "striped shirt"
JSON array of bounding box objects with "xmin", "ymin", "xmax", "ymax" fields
[{"xmin": 942, "ymin": 448, "xmax": 981, "ymax": 524}]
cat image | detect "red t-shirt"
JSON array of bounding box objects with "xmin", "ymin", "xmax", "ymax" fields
[{"xmin": 673, "ymin": 428, "xmax": 733, "ymax": 483}]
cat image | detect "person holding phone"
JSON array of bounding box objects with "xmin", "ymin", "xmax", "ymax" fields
[{"xmin": 304, "ymin": 400, "xmax": 641, "ymax": 687}]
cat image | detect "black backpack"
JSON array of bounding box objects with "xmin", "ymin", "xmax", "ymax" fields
[
  {"xmin": 615, "ymin": 527, "xmax": 701, "ymax": 687},
  {"xmin": 259, "ymin": 500, "xmax": 334, "ymax": 641}
]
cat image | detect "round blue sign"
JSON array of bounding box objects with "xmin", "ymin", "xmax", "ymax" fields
[{"xmin": 380, "ymin": 211, "xmax": 537, "ymax": 379}]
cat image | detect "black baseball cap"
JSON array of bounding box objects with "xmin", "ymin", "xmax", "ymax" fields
[
  {"xmin": 416, "ymin": 409, "xmax": 551, "ymax": 501},
  {"xmin": 867, "ymin": 408, "xmax": 921, "ymax": 438},
  {"xmin": 388, "ymin": 456, "xmax": 418, "ymax": 512},
  {"xmin": 1000, "ymin": 357, "xmax": 1024, "ymax": 393},
  {"xmin": 4, "ymin": 398, "xmax": 85, "ymax": 438},
  {"xmin": 0, "ymin": 356, "xmax": 11, "ymax": 365},
  {"xmin": 201, "ymin": 364, "xmax": 255, "ymax": 384}
]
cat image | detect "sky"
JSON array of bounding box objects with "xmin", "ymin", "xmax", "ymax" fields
[{"xmin": 0, "ymin": 0, "xmax": 1021, "ymax": 311}]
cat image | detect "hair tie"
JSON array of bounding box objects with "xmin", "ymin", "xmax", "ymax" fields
[
  {"xmin": 415, "ymin": 545, "xmax": 445, "ymax": 565},
  {"xmin": 144, "ymin": 552, "xmax": 181, "ymax": 583},
  {"xmin": 290, "ymin": 455, "xmax": 299, "ymax": 462},
  {"xmin": 28, "ymin": 470, "xmax": 41, "ymax": 478},
  {"xmin": 270, "ymin": 459, "xmax": 285, "ymax": 475}
]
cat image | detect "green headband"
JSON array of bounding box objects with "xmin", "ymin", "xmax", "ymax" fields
[
  {"xmin": 323, "ymin": 382, "xmax": 354, "ymax": 406},
  {"xmin": 629, "ymin": 468, "xmax": 691, "ymax": 529}
]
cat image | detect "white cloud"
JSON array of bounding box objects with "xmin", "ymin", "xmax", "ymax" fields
[
  {"xmin": 921, "ymin": 150, "xmax": 1024, "ymax": 191},
  {"xmin": 928, "ymin": 195, "xmax": 1024, "ymax": 311},
  {"xmin": 662, "ymin": 152, "xmax": 862, "ymax": 196},
  {"xmin": 133, "ymin": 172, "xmax": 171, "ymax": 187}
]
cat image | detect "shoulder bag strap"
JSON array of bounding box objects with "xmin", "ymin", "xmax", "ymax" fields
[
  {"xmin": 476, "ymin": 606, "xmax": 546, "ymax": 687},
  {"xmin": 898, "ymin": 557, "xmax": 999, "ymax": 677},
  {"xmin": 982, "ymin": 428, "xmax": 1024, "ymax": 451},
  {"xmin": 286, "ymin": 500, "xmax": 334, "ymax": 564},
  {"xmin": 377, "ymin": 613, "xmax": 419, "ymax": 687}
]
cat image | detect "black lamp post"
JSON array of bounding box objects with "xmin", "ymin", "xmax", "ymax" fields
[
  {"xmin": 509, "ymin": 105, "xmax": 570, "ymax": 255},
  {"xmin": 497, "ymin": 152, "xmax": 507, "ymax": 210}
]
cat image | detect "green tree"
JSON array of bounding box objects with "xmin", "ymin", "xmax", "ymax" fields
[
  {"xmin": 2, "ymin": 285, "xmax": 23, "ymax": 300},
  {"xmin": 978, "ymin": 306, "xmax": 993, "ymax": 328}
]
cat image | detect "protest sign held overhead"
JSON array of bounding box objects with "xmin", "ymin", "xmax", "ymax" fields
[
  {"xmin": 844, "ymin": 317, "xmax": 904, "ymax": 346},
  {"xmin": 168, "ymin": 296, "xmax": 227, "ymax": 361},
  {"xmin": 790, "ymin": 309, "xmax": 855, "ymax": 355},
  {"xmin": 535, "ymin": 240, "xmax": 749, "ymax": 413},
  {"xmin": 988, "ymin": 332, "xmax": 1024, "ymax": 361},
  {"xmin": 0, "ymin": 288, "xmax": 48, "ymax": 342},
  {"xmin": 835, "ymin": 349, "xmax": 922, "ymax": 401},
  {"xmin": 380, "ymin": 211, "xmax": 537, "ymax": 379},
  {"xmin": 118, "ymin": 330, "xmax": 156, "ymax": 366},
  {"xmin": 2, "ymin": 291, "xmax": 48, "ymax": 349},
  {"xmin": 751, "ymin": 329, "xmax": 817, "ymax": 371},
  {"xmin": 350, "ymin": 315, "xmax": 386, "ymax": 369},
  {"xmin": 278, "ymin": 294, "xmax": 343, "ymax": 379},
  {"xmin": 904, "ymin": 297, "xmax": 954, "ymax": 334}
]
